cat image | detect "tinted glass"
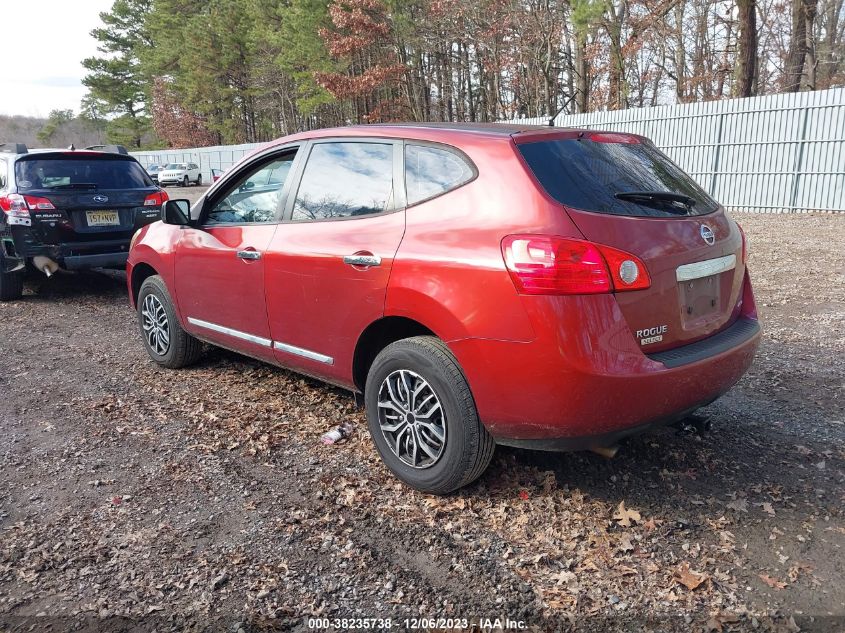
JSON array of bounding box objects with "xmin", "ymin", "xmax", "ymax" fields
[
  {"xmin": 0, "ymin": 159, "xmax": 6, "ymax": 189},
  {"xmin": 405, "ymin": 144, "xmax": 474, "ymax": 205},
  {"xmin": 292, "ymin": 142, "xmax": 393, "ymax": 221},
  {"xmin": 518, "ymin": 138, "xmax": 718, "ymax": 217},
  {"xmin": 205, "ymin": 155, "xmax": 295, "ymax": 224},
  {"xmin": 15, "ymin": 157, "xmax": 153, "ymax": 190}
]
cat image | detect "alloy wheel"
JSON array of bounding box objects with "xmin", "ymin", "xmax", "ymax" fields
[
  {"xmin": 141, "ymin": 294, "xmax": 170, "ymax": 356},
  {"xmin": 377, "ymin": 369, "xmax": 447, "ymax": 469}
]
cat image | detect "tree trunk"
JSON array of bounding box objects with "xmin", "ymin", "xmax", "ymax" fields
[
  {"xmin": 785, "ymin": 0, "xmax": 808, "ymax": 91},
  {"xmin": 734, "ymin": 0, "xmax": 757, "ymax": 97},
  {"xmin": 573, "ymin": 32, "xmax": 590, "ymax": 113}
]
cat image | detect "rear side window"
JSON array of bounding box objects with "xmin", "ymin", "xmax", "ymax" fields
[
  {"xmin": 15, "ymin": 157, "xmax": 153, "ymax": 191},
  {"xmin": 405, "ymin": 144, "xmax": 474, "ymax": 205},
  {"xmin": 0, "ymin": 158, "xmax": 6, "ymax": 189},
  {"xmin": 517, "ymin": 138, "xmax": 718, "ymax": 217},
  {"xmin": 292, "ymin": 142, "xmax": 394, "ymax": 221}
]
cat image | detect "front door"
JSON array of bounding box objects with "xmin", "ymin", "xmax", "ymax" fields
[
  {"xmin": 264, "ymin": 139, "xmax": 406, "ymax": 386},
  {"xmin": 174, "ymin": 151, "xmax": 298, "ymax": 361}
]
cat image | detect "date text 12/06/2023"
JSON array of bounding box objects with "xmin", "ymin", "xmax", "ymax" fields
[{"xmin": 306, "ymin": 617, "xmax": 528, "ymax": 630}]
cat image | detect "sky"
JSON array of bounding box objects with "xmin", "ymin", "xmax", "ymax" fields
[{"xmin": 0, "ymin": 0, "xmax": 114, "ymax": 118}]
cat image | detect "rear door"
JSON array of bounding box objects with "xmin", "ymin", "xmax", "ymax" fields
[
  {"xmin": 174, "ymin": 148, "xmax": 300, "ymax": 362},
  {"xmin": 515, "ymin": 131, "xmax": 745, "ymax": 352},
  {"xmin": 264, "ymin": 139, "xmax": 406, "ymax": 385}
]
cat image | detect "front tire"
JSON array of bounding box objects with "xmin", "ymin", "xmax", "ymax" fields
[
  {"xmin": 364, "ymin": 336, "xmax": 495, "ymax": 494},
  {"xmin": 0, "ymin": 267, "xmax": 24, "ymax": 301},
  {"xmin": 182, "ymin": 175, "xmax": 189, "ymax": 187},
  {"xmin": 137, "ymin": 275, "xmax": 202, "ymax": 368}
]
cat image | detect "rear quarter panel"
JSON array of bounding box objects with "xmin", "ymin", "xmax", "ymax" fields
[{"xmin": 386, "ymin": 137, "xmax": 580, "ymax": 343}]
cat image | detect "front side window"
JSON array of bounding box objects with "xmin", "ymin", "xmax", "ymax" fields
[
  {"xmin": 405, "ymin": 144, "xmax": 474, "ymax": 205},
  {"xmin": 292, "ymin": 142, "xmax": 394, "ymax": 221},
  {"xmin": 204, "ymin": 154, "xmax": 296, "ymax": 225}
]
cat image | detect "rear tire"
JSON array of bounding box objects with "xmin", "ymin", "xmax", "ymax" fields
[
  {"xmin": 196, "ymin": 174, "xmax": 202, "ymax": 186},
  {"xmin": 0, "ymin": 267, "xmax": 23, "ymax": 301},
  {"xmin": 364, "ymin": 336, "xmax": 495, "ymax": 494},
  {"xmin": 137, "ymin": 275, "xmax": 202, "ymax": 368}
]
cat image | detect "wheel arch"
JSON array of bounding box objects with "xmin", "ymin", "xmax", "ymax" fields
[
  {"xmin": 352, "ymin": 316, "xmax": 436, "ymax": 392},
  {"xmin": 130, "ymin": 262, "xmax": 159, "ymax": 308}
]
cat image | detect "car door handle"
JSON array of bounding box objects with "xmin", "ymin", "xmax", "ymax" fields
[
  {"xmin": 236, "ymin": 250, "xmax": 261, "ymax": 261},
  {"xmin": 343, "ymin": 254, "xmax": 381, "ymax": 267}
]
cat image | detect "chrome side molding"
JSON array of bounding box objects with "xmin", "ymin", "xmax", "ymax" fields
[
  {"xmin": 186, "ymin": 318, "xmax": 334, "ymax": 364},
  {"xmin": 676, "ymin": 254, "xmax": 736, "ymax": 282},
  {"xmin": 187, "ymin": 317, "xmax": 272, "ymax": 347},
  {"xmin": 273, "ymin": 341, "xmax": 334, "ymax": 365}
]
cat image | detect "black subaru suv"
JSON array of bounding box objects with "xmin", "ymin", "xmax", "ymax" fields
[{"xmin": 0, "ymin": 143, "xmax": 167, "ymax": 300}]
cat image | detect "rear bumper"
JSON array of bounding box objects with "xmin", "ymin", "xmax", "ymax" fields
[
  {"xmin": 63, "ymin": 252, "xmax": 129, "ymax": 270},
  {"xmin": 15, "ymin": 235, "xmax": 132, "ymax": 270},
  {"xmin": 449, "ymin": 274, "xmax": 761, "ymax": 446}
]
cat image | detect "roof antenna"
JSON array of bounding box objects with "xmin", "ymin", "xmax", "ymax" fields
[
  {"xmin": 547, "ymin": 94, "xmax": 577, "ymax": 127},
  {"xmin": 68, "ymin": 143, "xmax": 75, "ymax": 151}
]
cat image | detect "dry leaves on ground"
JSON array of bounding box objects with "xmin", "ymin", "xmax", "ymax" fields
[
  {"xmin": 612, "ymin": 501, "xmax": 641, "ymax": 527},
  {"xmin": 674, "ymin": 563, "xmax": 709, "ymax": 591},
  {"xmin": 759, "ymin": 574, "xmax": 787, "ymax": 590}
]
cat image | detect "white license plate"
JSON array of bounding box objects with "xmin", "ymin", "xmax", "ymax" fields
[{"xmin": 86, "ymin": 210, "xmax": 120, "ymax": 226}]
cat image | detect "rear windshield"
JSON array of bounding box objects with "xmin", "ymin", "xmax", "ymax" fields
[
  {"xmin": 15, "ymin": 156, "xmax": 154, "ymax": 191},
  {"xmin": 517, "ymin": 137, "xmax": 718, "ymax": 217}
]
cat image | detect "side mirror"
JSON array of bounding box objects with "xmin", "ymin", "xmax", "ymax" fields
[
  {"xmin": 239, "ymin": 181, "xmax": 255, "ymax": 192},
  {"xmin": 161, "ymin": 199, "xmax": 191, "ymax": 225}
]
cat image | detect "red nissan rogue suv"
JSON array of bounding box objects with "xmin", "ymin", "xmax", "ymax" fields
[{"xmin": 127, "ymin": 124, "xmax": 760, "ymax": 494}]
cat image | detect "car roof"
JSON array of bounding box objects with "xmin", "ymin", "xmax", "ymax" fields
[
  {"xmin": 14, "ymin": 149, "xmax": 136, "ymax": 160},
  {"xmin": 366, "ymin": 122, "xmax": 553, "ymax": 136},
  {"xmin": 277, "ymin": 122, "xmax": 593, "ymax": 146}
]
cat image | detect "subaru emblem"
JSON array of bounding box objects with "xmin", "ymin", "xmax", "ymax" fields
[
  {"xmin": 700, "ymin": 224, "xmax": 715, "ymax": 245},
  {"xmin": 93, "ymin": 194, "xmax": 109, "ymax": 203}
]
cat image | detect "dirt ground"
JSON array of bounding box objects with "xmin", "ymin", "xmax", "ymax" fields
[{"xmin": 1, "ymin": 195, "xmax": 843, "ymax": 632}]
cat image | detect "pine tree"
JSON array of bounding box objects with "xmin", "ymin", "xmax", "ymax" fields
[{"xmin": 81, "ymin": 0, "xmax": 153, "ymax": 148}]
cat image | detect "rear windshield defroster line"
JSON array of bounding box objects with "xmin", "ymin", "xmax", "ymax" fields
[{"xmin": 518, "ymin": 137, "xmax": 718, "ymax": 218}]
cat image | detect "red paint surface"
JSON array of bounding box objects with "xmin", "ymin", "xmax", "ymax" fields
[{"xmin": 128, "ymin": 124, "xmax": 761, "ymax": 443}]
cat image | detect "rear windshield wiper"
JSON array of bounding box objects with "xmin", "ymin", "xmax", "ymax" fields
[
  {"xmin": 614, "ymin": 190, "xmax": 696, "ymax": 213},
  {"xmin": 48, "ymin": 183, "xmax": 99, "ymax": 190}
]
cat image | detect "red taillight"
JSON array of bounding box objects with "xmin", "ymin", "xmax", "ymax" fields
[
  {"xmin": 501, "ymin": 235, "xmax": 651, "ymax": 296},
  {"xmin": 144, "ymin": 191, "xmax": 168, "ymax": 206},
  {"xmin": 0, "ymin": 194, "xmax": 32, "ymax": 225},
  {"xmin": 23, "ymin": 195, "xmax": 55, "ymax": 210},
  {"xmin": 737, "ymin": 223, "xmax": 747, "ymax": 265},
  {"xmin": 598, "ymin": 242, "xmax": 652, "ymax": 291}
]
